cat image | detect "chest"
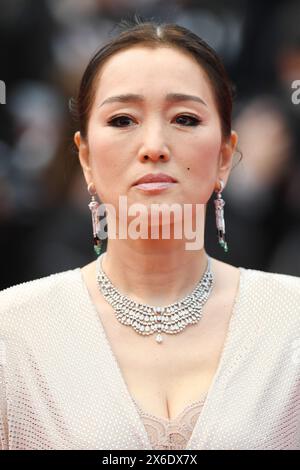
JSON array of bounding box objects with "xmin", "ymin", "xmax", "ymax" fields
[{"xmin": 97, "ymin": 294, "xmax": 233, "ymax": 420}]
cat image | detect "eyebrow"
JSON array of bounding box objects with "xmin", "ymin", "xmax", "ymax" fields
[{"xmin": 99, "ymin": 93, "xmax": 207, "ymax": 108}]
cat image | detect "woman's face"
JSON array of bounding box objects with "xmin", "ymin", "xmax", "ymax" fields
[{"xmin": 76, "ymin": 46, "xmax": 237, "ymax": 220}]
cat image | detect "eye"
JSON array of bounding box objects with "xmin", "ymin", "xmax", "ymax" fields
[
  {"xmin": 174, "ymin": 115, "xmax": 201, "ymax": 126},
  {"xmin": 107, "ymin": 115, "xmax": 135, "ymax": 127},
  {"xmin": 107, "ymin": 114, "xmax": 201, "ymax": 128}
]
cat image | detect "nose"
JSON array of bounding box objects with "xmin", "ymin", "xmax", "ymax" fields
[{"xmin": 137, "ymin": 124, "xmax": 171, "ymax": 163}]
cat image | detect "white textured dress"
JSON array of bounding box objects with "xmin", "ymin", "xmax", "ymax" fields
[{"xmin": 0, "ymin": 265, "xmax": 300, "ymax": 450}]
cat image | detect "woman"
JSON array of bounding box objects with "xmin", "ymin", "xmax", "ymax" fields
[{"xmin": 0, "ymin": 19, "xmax": 300, "ymax": 451}]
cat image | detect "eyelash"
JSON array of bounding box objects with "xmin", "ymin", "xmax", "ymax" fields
[{"xmin": 107, "ymin": 114, "xmax": 201, "ymax": 128}]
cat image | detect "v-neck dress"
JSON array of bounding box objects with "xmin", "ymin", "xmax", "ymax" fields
[{"xmin": 0, "ymin": 264, "xmax": 300, "ymax": 450}]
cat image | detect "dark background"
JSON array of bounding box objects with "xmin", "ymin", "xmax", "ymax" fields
[{"xmin": 1, "ymin": 0, "xmax": 300, "ymax": 290}]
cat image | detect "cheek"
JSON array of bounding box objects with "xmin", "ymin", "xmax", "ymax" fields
[
  {"xmin": 179, "ymin": 128, "xmax": 221, "ymax": 202},
  {"xmin": 87, "ymin": 131, "xmax": 129, "ymax": 195}
]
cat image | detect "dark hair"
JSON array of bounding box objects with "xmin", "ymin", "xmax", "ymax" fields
[{"xmin": 71, "ymin": 16, "xmax": 236, "ymax": 142}]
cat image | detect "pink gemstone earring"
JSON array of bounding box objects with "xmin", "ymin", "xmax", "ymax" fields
[
  {"xmin": 214, "ymin": 179, "xmax": 228, "ymax": 253},
  {"xmin": 87, "ymin": 182, "xmax": 102, "ymax": 256}
]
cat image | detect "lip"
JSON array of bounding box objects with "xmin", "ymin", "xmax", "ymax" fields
[
  {"xmin": 132, "ymin": 172, "xmax": 178, "ymax": 186},
  {"xmin": 133, "ymin": 181, "xmax": 176, "ymax": 193}
]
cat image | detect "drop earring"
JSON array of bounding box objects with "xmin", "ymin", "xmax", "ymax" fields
[
  {"xmin": 214, "ymin": 179, "xmax": 228, "ymax": 253},
  {"xmin": 87, "ymin": 182, "xmax": 102, "ymax": 256}
]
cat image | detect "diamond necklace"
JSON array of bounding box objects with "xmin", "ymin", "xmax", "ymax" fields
[{"xmin": 96, "ymin": 253, "xmax": 214, "ymax": 344}]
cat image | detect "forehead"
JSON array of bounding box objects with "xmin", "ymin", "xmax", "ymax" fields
[{"xmin": 94, "ymin": 46, "xmax": 214, "ymax": 105}]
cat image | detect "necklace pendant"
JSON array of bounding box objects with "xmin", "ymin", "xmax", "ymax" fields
[{"xmin": 155, "ymin": 333, "xmax": 163, "ymax": 344}]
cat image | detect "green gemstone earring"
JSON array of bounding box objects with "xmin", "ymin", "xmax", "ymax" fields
[
  {"xmin": 214, "ymin": 179, "xmax": 228, "ymax": 253},
  {"xmin": 87, "ymin": 182, "xmax": 103, "ymax": 257}
]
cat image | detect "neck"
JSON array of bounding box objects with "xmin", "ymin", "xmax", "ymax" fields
[{"xmin": 100, "ymin": 238, "xmax": 210, "ymax": 306}]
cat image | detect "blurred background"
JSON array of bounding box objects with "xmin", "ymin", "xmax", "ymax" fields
[{"xmin": 1, "ymin": 0, "xmax": 300, "ymax": 290}]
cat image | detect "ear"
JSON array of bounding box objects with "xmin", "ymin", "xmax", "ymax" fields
[
  {"xmin": 218, "ymin": 130, "xmax": 238, "ymax": 186},
  {"xmin": 74, "ymin": 131, "xmax": 93, "ymax": 186}
]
